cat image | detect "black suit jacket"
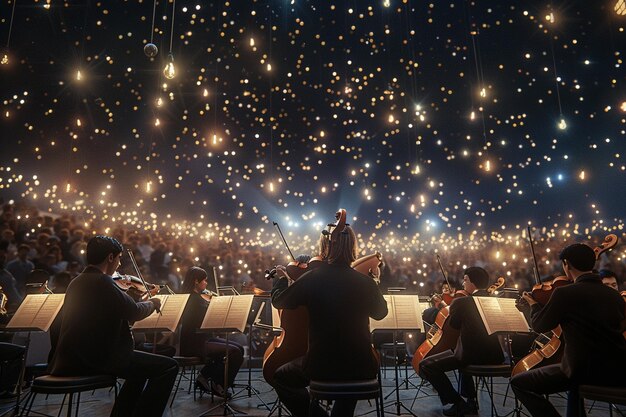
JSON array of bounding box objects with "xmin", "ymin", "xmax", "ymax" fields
[
  {"xmin": 448, "ymin": 289, "xmax": 505, "ymax": 365},
  {"xmin": 272, "ymin": 263, "xmax": 388, "ymax": 380},
  {"xmin": 50, "ymin": 266, "xmax": 155, "ymax": 376},
  {"xmin": 530, "ymin": 273, "xmax": 626, "ymax": 384}
]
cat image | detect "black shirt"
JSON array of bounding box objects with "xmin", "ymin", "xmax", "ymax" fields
[
  {"xmin": 50, "ymin": 266, "xmax": 155, "ymax": 376},
  {"xmin": 272, "ymin": 263, "xmax": 388, "ymax": 380},
  {"xmin": 530, "ymin": 273, "xmax": 626, "ymax": 384}
]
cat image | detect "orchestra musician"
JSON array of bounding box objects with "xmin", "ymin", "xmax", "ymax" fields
[
  {"xmin": 49, "ymin": 235, "xmax": 178, "ymax": 417},
  {"xmin": 418, "ymin": 266, "xmax": 504, "ymax": 417},
  {"xmin": 599, "ymin": 269, "xmax": 619, "ymax": 291},
  {"xmin": 511, "ymin": 243, "xmax": 626, "ymax": 417},
  {"xmin": 270, "ymin": 223, "xmax": 388, "ymax": 417},
  {"xmin": 178, "ymin": 266, "xmax": 244, "ymax": 398}
]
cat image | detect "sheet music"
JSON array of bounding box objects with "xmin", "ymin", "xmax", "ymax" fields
[
  {"xmin": 7, "ymin": 294, "xmax": 65, "ymax": 332},
  {"xmin": 370, "ymin": 295, "xmax": 422, "ymax": 331},
  {"xmin": 132, "ymin": 294, "xmax": 190, "ymax": 332},
  {"xmin": 394, "ymin": 295, "xmax": 424, "ymax": 330},
  {"xmin": 200, "ymin": 295, "xmax": 255, "ymax": 333},
  {"xmin": 224, "ymin": 295, "xmax": 254, "ymax": 332},
  {"xmin": 473, "ymin": 297, "xmax": 530, "ymax": 335},
  {"xmin": 271, "ymin": 305, "xmax": 281, "ymax": 327}
]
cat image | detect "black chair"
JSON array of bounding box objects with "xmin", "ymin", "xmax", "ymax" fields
[
  {"xmin": 309, "ymin": 379, "xmax": 383, "ymax": 417},
  {"xmin": 461, "ymin": 364, "xmax": 517, "ymax": 417},
  {"xmin": 169, "ymin": 355, "xmax": 208, "ymax": 407},
  {"xmin": 19, "ymin": 374, "xmax": 117, "ymax": 417},
  {"xmin": 579, "ymin": 385, "xmax": 626, "ymax": 417}
]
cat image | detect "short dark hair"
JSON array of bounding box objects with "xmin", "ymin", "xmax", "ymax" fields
[
  {"xmin": 559, "ymin": 243, "xmax": 595, "ymax": 272},
  {"xmin": 86, "ymin": 235, "xmax": 122, "ymax": 265},
  {"xmin": 599, "ymin": 269, "xmax": 617, "ymax": 280},
  {"xmin": 464, "ymin": 266, "xmax": 490, "ymax": 289}
]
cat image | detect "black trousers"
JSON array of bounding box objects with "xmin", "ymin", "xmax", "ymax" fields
[
  {"xmin": 273, "ymin": 356, "xmax": 357, "ymax": 417},
  {"xmin": 200, "ymin": 337, "xmax": 244, "ymax": 387},
  {"xmin": 418, "ymin": 350, "xmax": 475, "ymax": 405},
  {"xmin": 510, "ymin": 364, "xmax": 584, "ymax": 417},
  {"xmin": 111, "ymin": 350, "xmax": 178, "ymax": 417}
]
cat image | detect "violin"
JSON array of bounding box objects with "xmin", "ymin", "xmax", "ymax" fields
[
  {"xmin": 113, "ymin": 273, "xmax": 162, "ymax": 300},
  {"xmin": 511, "ymin": 233, "xmax": 619, "ymax": 377}
]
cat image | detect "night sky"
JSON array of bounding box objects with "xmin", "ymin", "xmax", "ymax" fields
[{"xmin": 1, "ymin": 0, "xmax": 625, "ymax": 244}]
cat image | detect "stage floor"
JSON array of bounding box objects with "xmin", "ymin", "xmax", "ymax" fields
[{"xmin": 1, "ymin": 367, "xmax": 619, "ymax": 417}]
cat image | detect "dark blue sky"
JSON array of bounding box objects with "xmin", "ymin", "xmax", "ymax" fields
[{"xmin": 1, "ymin": 0, "xmax": 624, "ymax": 238}]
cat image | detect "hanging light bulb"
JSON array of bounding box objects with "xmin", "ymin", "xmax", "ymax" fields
[
  {"xmin": 557, "ymin": 118, "xmax": 567, "ymax": 130},
  {"xmin": 76, "ymin": 70, "xmax": 82, "ymax": 81},
  {"xmin": 163, "ymin": 54, "xmax": 176, "ymax": 80},
  {"xmin": 1, "ymin": 53, "xmax": 8, "ymax": 66}
]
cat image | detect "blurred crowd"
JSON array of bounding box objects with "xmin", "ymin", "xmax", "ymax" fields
[{"xmin": 1, "ymin": 202, "xmax": 624, "ymax": 314}]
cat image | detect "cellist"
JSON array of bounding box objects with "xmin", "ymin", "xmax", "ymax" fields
[
  {"xmin": 418, "ymin": 266, "xmax": 504, "ymax": 417},
  {"xmin": 511, "ymin": 243, "xmax": 626, "ymax": 417},
  {"xmin": 270, "ymin": 210, "xmax": 388, "ymax": 417}
]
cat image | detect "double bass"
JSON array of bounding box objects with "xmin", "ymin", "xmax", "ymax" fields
[{"xmin": 511, "ymin": 232, "xmax": 618, "ymax": 376}]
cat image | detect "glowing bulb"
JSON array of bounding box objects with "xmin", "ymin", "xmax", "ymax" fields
[
  {"xmin": 484, "ymin": 160, "xmax": 491, "ymax": 172},
  {"xmin": 479, "ymin": 88, "xmax": 487, "ymax": 98},
  {"xmin": 413, "ymin": 164, "xmax": 421, "ymax": 175},
  {"xmin": 579, "ymin": 170, "xmax": 586, "ymax": 180},
  {"xmin": 250, "ymin": 37, "xmax": 255, "ymax": 47},
  {"xmin": 620, "ymin": 101, "xmax": 626, "ymax": 112},
  {"xmin": 558, "ymin": 118, "xmax": 567, "ymax": 130},
  {"xmin": 163, "ymin": 54, "xmax": 176, "ymax": 80},
  {"xmin": 66, "ymin": 183, "xmax": 71, "ymax": 193},
  {"xmin": 76, "ymin": 118, "xmax": 82, "ymax": 127},
  {"xmin": 1, "ymin": 54, "xmax": 8, "ymax": 65},
  {"xmin": 266, "ymin": 63, "xmax": 272, "ymax": 71},
  {"xmin": 545, "ymin": 12, "xmax": 555, "ymax": 23},
  {"xmin": 154, "ymin": 118, "xmax": 160, "ymax": 126},
  {"xmin": 383, "ymin": 0, "xmax": 391, "ymax": 7},
  {"xmin": 156, "ymin": 97, "xmax": 163, "ymax": 107},
  {"xmin": 616, "ymin": 0, "xmax": 626, "ymax": 15},
  {"xmin": 269, "ymin": 182, "xmax": 275, "ymax": 192},
  {"xmin": 203, "ymin": 88, "xmax": 209, "ymax": 97},
  {"xmin": 470, "ymin": 111, "xmax": 476, "ymax": 120},
  {"xmin": 43, "ymin": 0, "xmax": 51, "ymax": 9},
  {"xmin": 146, "ymin": 181, "xmax": 152, "ymax": 193},
  {"xmin": 76, "ymin": 70, "xmax": 82, "ymax": 81},
  {"xmin": 212, "ymin": 134, "xmax": 218, "ymax": 145}
]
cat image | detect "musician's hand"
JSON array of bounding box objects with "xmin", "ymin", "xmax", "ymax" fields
[
  {"xmin": 149, "ymin": 297, "xmax": 162, "ymax": 312},
  {"xmin": 521, "ymin": 292, "xmax": 537, "ymax": 306},
  {"xmin": 275, "ymin": 265, "xmax": 292, "ymax": 281}
]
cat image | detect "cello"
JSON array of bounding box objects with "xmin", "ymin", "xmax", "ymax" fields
[
  {"xmin": 262, "ymin": 210, "xmax": 347, "ymax": 384},
  {"xmin": 511, "ymin": 233, "xmax": 618, "ymax": 376}
]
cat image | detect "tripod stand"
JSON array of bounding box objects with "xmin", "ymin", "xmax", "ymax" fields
[{"xmin": 380, "ymin": 331, "xmax": 419, "ymax": 417}]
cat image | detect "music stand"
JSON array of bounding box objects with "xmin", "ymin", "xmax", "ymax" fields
[
  {"xmin": 371, "ymin": 294, "xmax": 423, "ymax": 417},
  {"xmin": 198, "ymin": 294, "xmax": 254, "ymax": 416},
  {"xmin": 1, "ymin": 294, "xmax": 64, "ymax": 416}
]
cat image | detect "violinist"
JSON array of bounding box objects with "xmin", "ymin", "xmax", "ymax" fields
[
  {"xmin": 418, "ymin": 267, "xmax": 504, "ymax": 417},
  {"xmin": 178, "ymin": 266, "xmax": 244, "ymax": 398},
  {"xmin": 511, "ymin": 243, "xmax": 626, "ymax": 417},
  {"xmin": 599, "ymin": 269, "xmax": 619, "ymax": 291},
  {"xmin": 49, "ymin": 235, "xmax": 178, "ymax": 417},
  {"xmin": 271, "ymin": 222, "xmax": 388, "ymax": 417}
]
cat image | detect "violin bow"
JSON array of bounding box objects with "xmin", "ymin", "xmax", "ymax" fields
[
  {"xmin": 526, "ymin": 226, "xmax": 542, "ymax": 286},
  {"xmin": 126, "ymin": 249, "xmax": 161, "ymax": 315},
  {"xmin": 435, "ymin": 254, "xmax": 453, "ymax": 290},
  {"xmin": 273, "ymin": 222, "xmax": 296, "ymax": 262}
]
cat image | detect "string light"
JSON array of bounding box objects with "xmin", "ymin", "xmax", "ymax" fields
[{"xmin": 163, "ymin": 54, "xmax": 176, "ymax": 80}]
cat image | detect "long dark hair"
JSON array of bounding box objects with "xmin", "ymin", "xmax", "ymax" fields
[{"xmin": 180, "ymin": 266, "xmax": 207, "ymax": 294}]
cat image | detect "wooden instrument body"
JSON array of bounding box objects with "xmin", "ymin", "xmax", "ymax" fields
[
  {"xmin": 262, "ymin": 305, "xmax": 309, "ymax": 384},
  {"xmin": 511, "ymin": 326, "xmax": 563, "ymax": 376},
  {"xmin": 411, "ymin": 305, "xmax": 460, "ymax": 372}
]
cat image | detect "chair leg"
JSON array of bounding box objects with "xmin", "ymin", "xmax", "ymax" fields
[
  {"xmin": 66, "ymin": 393, "xmax": 73, "ymax": 417},
  {"xmin": 169, "ymin": 366, "xmax": 185, "ymax": 408},
  {"xmin": 75, "ymin": 392, "xmax": 81, "ymax": 417},
  {"xmin": 57, "ymin": 394, "xmax": 67, "ymax": 417}
]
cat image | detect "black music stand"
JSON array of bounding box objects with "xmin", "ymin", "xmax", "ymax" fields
[{"xmin": 0, "ymin": 294, "xmax": 65, "ymax": 416}]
